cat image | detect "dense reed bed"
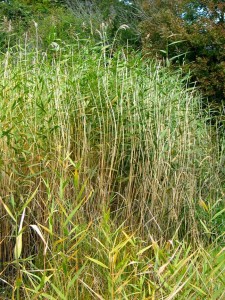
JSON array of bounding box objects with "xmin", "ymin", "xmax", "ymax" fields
[{"xmin": 0, "ymin": 38, "xmax": 224, "ymax": 299}]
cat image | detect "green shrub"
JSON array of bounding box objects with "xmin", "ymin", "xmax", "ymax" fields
[{"xmin": 139, "ymin": 0, "xmax": 225, "ymax": 106}]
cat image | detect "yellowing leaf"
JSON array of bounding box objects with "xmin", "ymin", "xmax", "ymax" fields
[
  {"xmin": 0, "ymin": 196, "xmax": 16, "ymax": 222},
  {"xmin": 137, "ymin": 244, "xmax": 153, "ymax": 256},
  {"xmin": 30, "ymin": 224, "xmax": 49, "ymax": 254},
  {"xmin": 199, "ymin": 199, "xmax": 209, "ymax": 212},
  {"xmin": 14, "ymin": 208, "xmax": 26, "ymax": 260},
  {"xmin": 74, "ymin": 169, "xmax": 79, "ymax": 189},
  {"xmin": 14, "ymin": 234, "xmax": 23, "ymax": 260},
  {"xmin": 85, "ymin": 256, "xmax": 109, "ymax": 269}
]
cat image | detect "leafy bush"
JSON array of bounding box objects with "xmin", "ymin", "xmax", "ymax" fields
[{"xmin": 139, "ymin": 0, "xmax": 225, "ymax": 106}]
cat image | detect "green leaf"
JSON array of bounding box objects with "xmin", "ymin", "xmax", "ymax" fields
[
  {"xmin": 212, "ymin": 207, "xmax": 225, "ymax": 221},
  {"xmin": 41, "ymin": 293, "xmax": 57, "ymax": 300},
  {"xmin": 51, "ymin": 283, "xmax": 67, "ymax": 300},
  {"xmin": 20, "ymin": 186, "xmax": 39, "ymax": 213},
  {"xmin": 67, "ymin": 262, "xmax": 87, "ymax": 289},
  {"xmin": 199, "ymin": 219, "xmax": 211, "ymax": 234},
  {"xmin": 189, "ymin": 283, "xmax": 207, "ymax": 296}
]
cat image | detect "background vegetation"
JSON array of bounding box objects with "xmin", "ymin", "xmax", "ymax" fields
[
  {"xmin": 0, "ymin": 0, "xmax": 224, "ymax": 299},
  {"xmin": 1, "ymin": 0, "xmax": 225, "ymax": 107},
  {"xmin": 139, "ymin": 0, "xmax": 225, "ymax": 112}
]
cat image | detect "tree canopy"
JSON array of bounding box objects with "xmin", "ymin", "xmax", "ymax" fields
[{"xmin": 139, "ymin": 0, "xmax": 225, "ymax": 105}]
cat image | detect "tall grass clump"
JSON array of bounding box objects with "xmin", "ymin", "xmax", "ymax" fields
[{"xmin": 0, "ymin": 35, "xmax": 224, "ymax": 299}]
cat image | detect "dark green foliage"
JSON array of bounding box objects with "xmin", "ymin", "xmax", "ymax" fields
[
  {"xmin": 139, "ymin": 0, "xmax": 225, "ymax": 106},
  {"xmin": 0, "ymin": 0, "xmax": 94, "ymax": 52},
  {"xmin": 0, "ymin": 1, "xmax": 29, "ymax": 18}
]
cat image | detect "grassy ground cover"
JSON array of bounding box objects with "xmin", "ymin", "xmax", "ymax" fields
[{"xmin": 0, "ymin": 36, "xmax": 224, "ymax": 299}]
